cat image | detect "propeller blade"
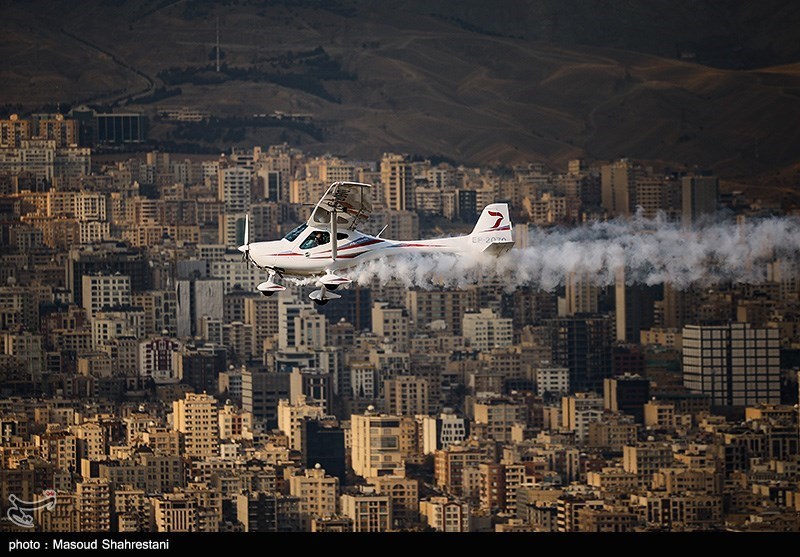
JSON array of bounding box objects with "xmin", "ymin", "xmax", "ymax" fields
[{"xmin": 244, "ymin": 213, "xmax": 249, "ymax": 247}]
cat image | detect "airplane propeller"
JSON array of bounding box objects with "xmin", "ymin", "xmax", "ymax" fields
[{"xmin": 238, "ymin": 213, "xmax": 250, "ymax": 264}]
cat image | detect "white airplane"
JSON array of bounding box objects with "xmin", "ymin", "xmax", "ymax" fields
[{"xmin": 238, "ymin": 181, "xmax": 515, "ymax": 305}]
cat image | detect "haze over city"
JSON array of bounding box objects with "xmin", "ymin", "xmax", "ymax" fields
[{"xmin": 1, "ymin": 0, "xmax": 799, "ymax": 539}]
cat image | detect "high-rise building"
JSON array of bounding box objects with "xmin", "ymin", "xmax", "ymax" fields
[
  {"xmin": 172, "ymin": 392, "xmax": 219, "ymax": 459},
  {"xmin": 564, "ymin": 272, "xmax": 600, "ymax": 316},
  {"xmin": 67, "ymin": 244, "xmax": 152, "ymax": 307},
  {"xmin": 548, "ymin": 314, "xmax": 614, "ymax": 394},
  {"xmin": 681, "ymin": 174, "xmax": 718, "ymax": 226},
  {"xmin": 368, "ymin": 475, "xmax": 419, "ymax": 528},
  {"xmin": 217, "ymin": 164, "xmax": 252, "ymax": 214},
  {"xmin": 682, "ymin": 323, "xmax": 781, "ymax": 407},
  {"xmin": 81, "ymin": 273, "xmax": 131, "ymax": 319},
  {"xmin": 601, "ymin": 159, "xmax": 636, "ymax": 217},
  {"xmin": 241, "ymin": 368, "xmax": 290, "ymax": 428},
  {"xmin": 77, "ymin": 478, "xmax": 111, "ymax": 532},
  {"xmin": 235, "ymin": 492, "xmax": 302, "ymax": 532},
  {"xmin": 380, "ymin": 153, "xmax": 413, "ymax": 211},
  {"xmin": 615, "ymin": 269, "xmax": 660, "ymax": 343},
  {"xmin": 623, "ymin": 442, "xmax": 673, "ymax": 488},
  {"xmin": 149, "ymin": 493, "xmax": 196, "ymax": 532},
  {"xmin": 561, "ymin": 392, "xmax": 605, "ymax": 443},
  {"xmin": 350, "ymin": 408, "xmax": 405, "ymax": 479},
  {"xmin": 406, "ymin": 287, "xmax": 478, "ymax": 335},
  {"xmin": 138, "ymin": 336, "xmax": 182, "ymax": 384},
  {"xmin": 175, "ymin": 277, "xmax": 224, "ymax": 340}
]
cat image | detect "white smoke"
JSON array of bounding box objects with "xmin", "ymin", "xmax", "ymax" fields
[{"xmin": 350, "ymin": 213, "xmax": 800, "ymax": 292}]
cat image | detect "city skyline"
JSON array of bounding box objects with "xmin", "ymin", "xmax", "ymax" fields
[{"xmin": 1, "ymin": 0, "xmax": 799, "ymax": 540}]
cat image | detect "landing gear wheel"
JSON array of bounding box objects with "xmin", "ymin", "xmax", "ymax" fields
[{"xmin": 313, "ymin": 299, "xmax": 328, "ymax": 306}]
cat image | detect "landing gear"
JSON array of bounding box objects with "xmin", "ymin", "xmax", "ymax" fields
[{"xmin": 257, "ymin": 270, "xmax": 286, "ymax": 297}]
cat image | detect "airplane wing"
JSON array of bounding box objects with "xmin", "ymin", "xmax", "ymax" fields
[{"xmin": 307, "ymin": 181, "xmax": 373, "ymax": 231}]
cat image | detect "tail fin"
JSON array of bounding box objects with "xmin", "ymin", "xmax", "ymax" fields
[{"xmin": 468, "ymin": 203, "xmax": 515, "ymax": 256}]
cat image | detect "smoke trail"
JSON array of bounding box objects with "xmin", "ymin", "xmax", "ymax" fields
[{"xmin": 351, "ymin": 213, "xmax": 800, "ymax": 292}]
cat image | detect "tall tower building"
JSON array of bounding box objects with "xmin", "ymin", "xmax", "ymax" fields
[
  {"xmin": 564, "ymin": 272, "xmax": 600, "ymax": 316},
  {"xmin": 682, "ymin": 323, "xmax": 781, "ymax": 408},
  {"xmin": 172, "ymin": 392, "xmax": 219, "ymax": 459},
  {"xmin": 217, "ymin": 164, "xmax": 252, "ymax": 214},
  {"xmin": 681, "ymin": 174, "xmax": 718, "ymax": 226},
  {"xmin": 548, "ymin": 314, "xmax": 614, "ymax": 394},
  {"xmin": 601, "ymin": 159, "xmax": 636, "ymax": 217},
  {"xmin": 615, "ymin": 268, "xmax": 660, "ymax": 343},
  {"xmin": 380, "ymin": 153, "xmax": 413, "ymax": 211},
  {"xmin": 241, "ymin": 368, "xmax": 290, "ymax": 428}
]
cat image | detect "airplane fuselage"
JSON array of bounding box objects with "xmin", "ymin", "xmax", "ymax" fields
[{"xmin": 247, "ymin": 227, "xmax": 467, "ymax": 278}]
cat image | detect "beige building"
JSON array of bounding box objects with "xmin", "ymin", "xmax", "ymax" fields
[
  {"xmin": 350, "ymin": 409, "xmax": 406, "ymax": 479},
  {"xmin": 289, "ymin": 465, "xmax": 339, "ymax": 529},
  {"xmin": 419, "ymin": 496, "xmax": 470, "ymax": 532},
  {"xmin": 473, "ymin": 398, "xmax": 527, "ymax": 443},
  {"xmin": 218, "ymin": 403, "xmax": 253, "ymax": 440},
  {"xmin": 383, "ymin": 375, "xmax": 429, "ymax": 417},
  {"xmin": 380, "ymin": 152, "xmax": 412, "ymax": 211},
  {"xmin": 623, "ymin": 442, "xmax": 674, "ymax": 488},
  {"xmin": 587, "ymin": 415, "xmax": 638, "ymax": 452},
  {"xmin": 150, "ymin": 493, "xmax": 196, "ymax": 532},
  {"xmin": 72, "ymin": 421, "xmax": 106, "ymax": 463},
  {"xmin": 586, "ymin": 467, "xmax": 638, "ymax": 494},
  {"xmin": 371, "ymin": 302, "xmax": 409, "ymax": 351},
  {"xmin": 277, "ymin": 395, "xmax": 325, "ymax": 451},
  {"xmin": 81, "ymin": 273, "xmax": 131, "ymax": 319},
  {"xmin": 462, "ymin": 308, "xmax": 513, "ymax": 351},
  {"xmin": 172, "ymin": 392, "xmax": 219, "ymax": 459},
  {"xmin": 562, "ymin": 392, "xmax": 604, "ymax": 443},
  {"xmin": 368, "ymin": 475, "xmax": 419, "ymax": 528},
  {"xmin": 77, "ymin": 478, "xmax": 111, "ymax": 532},
  {"xmin": 644, "ymin": 400, "xmax": 676, "ymax": 429},
  {"xmin": 340, "ymin": 492, "xmax": 392, "ymax": 532}
]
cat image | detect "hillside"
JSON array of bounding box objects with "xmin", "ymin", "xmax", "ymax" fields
[{"xmin": 2, "ymin": 0, "xmax": 800, "ymax": 196}]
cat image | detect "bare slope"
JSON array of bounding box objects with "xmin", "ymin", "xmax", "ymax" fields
[{"xmin": 2, "ymin": 0, "xmax": 799, "ymax": 188}]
